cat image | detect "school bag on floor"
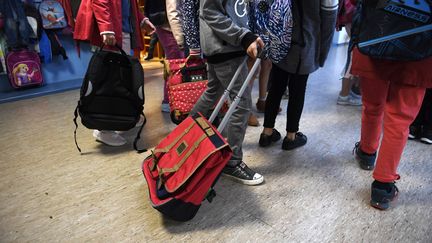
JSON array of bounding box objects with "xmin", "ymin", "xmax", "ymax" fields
[
  {"xmin": 142, "ymin": 55, "xmax": 264, "ymax": 221},
  {"xmin": 248, "ymin": 0, "xmax": 293, "ymax": 63},
  {"xmin": 73, "ymin": 45, "xmax": 146, "ymax": 152},
  {"xmin": 351, "ymin": 0, "xmax": 432, "ymax": 61},
  {"xmin": 6, "ymin": 49, "xmax": 44, "ymax": 89}
]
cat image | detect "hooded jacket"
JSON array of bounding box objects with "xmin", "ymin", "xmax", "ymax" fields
[{"xmin": 199, "ymin": 0, "xmax": 257, "ymax": 63}]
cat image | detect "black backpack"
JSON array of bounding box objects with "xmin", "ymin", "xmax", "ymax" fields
[
  {"xmin": 350, "ymin": 0, "xmax": 432, "ymax": 61},
  {"xmin": 73, "ymin": 45, "xmax": 146, "ymax": 152}
]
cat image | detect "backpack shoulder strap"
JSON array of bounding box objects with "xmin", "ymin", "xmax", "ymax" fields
[
  {"xmin": 133, "ymin": 112, "xmax": 147, "ymax": 153},
  {"xmin": 73, "ymin": 104, "xmax": 82, "ymax": 153}
]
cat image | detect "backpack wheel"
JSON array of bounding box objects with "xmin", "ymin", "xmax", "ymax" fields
[{"xmin": 170, "ymin": 111, "xmax": 185, "ymax": 125}]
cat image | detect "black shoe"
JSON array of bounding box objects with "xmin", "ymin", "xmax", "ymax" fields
[
  {"xmin": 144, "ymin": 55, "xmax": 153, "ymax": 61},
  {"xmin": 281, "ymin": 132, "xmax": 307, "ymax": 150},
  {"xmin": 408, "ymin": 125, "xmax": 421, "ymax": 140},
  {"xmin": 222, "ymin": 161, "xmax": 264, "ymax": 185},
  {"xmin": 370, "ymin": 180, "xmax": 399, "ymax": 210},
  {"xmin": 353, "ymin": 142, "xmax": 376, "ymax": 170},
  {"xmin": 420, "ymin": 127, "xmax": 432, "ymax": 144},
  {"xmin": 259, "ymin": 129, "xmax": 281, "ymax": 147}
]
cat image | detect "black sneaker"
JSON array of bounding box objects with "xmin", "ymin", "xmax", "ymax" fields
[
  {"xmin": 370, "ymin": 180, "xmax": 399, "ymax": 210},
  {"xmin": 281, "ymin": 132, "xmax": 307, "ymax": 150},
  {"xmin": 259, "ymin": 129, "xmax": 281, "ymax": 147},
  {"xmin": 222, "ymin": 161, "xmax": 264, "ymax": 185},
  {"xmin": 353, "ymin": 142, "xmax": 376, "ymax": 170},
  {"xmin": 420, "ymin": 127, "xmax": 432, "ymax": 144},
  {"xmin": 408, "ymin": 125, "xmax": 421, "ymax": 140}
]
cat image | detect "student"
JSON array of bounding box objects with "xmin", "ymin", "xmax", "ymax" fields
[
  {"xmin": 74, "ymin": 0, "xmax": 155, "ymax": 146},
  {"xmin": 353, "ymin": 47, "xmax": 432, "ymax": 209},
  {"xmin": 190, "ymin": 0, "xmax": 265, "ymax": 185},
  {"xmin": 259, "ymin": 0, "xmax": 338, "ymax": 150},
  {"xmin": 145, "ymin": 0, "xmax": 184, "ymax": 113}
]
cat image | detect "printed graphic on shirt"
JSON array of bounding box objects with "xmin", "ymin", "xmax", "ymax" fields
[{"xmin": 235, "ymin": 0, "xmax": 247, "ymax": 17}]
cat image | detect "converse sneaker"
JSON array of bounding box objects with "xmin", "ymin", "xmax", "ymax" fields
[
  {"xmin": 353, "ymin": 142, "xmax": 376, "ymax": 170},
  {"xmin": 370, "ymin": 180, "xmax": 399, "ymax": 210},
  {"xmin": 93, "ymin": 130, "xmax": 127, "ymax": 146},
  {"xmin": 222, "ymin": 161, "xmax": 264, "ymax": 185}
]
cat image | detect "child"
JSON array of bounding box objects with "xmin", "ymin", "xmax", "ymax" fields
[{"xmin": 190, "ymin": 0, "xmax": 265, "ymax": 185}]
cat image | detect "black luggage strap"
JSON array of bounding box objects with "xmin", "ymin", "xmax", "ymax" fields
[
  {"xmin": 134, "ymin": 112, "xmax": 148, "ymax": 153},
  {"xmin": 73, "ymin": 105, "xmax": 82, "ymax": 153}
]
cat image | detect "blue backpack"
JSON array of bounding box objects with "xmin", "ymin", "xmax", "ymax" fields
[
  {"xmin": 248, "ymin": 0, "xmax": 293, "ymax": 63},
  {"xmin": 39, "ymin": 0, "xmax": 67, "ymax": 29}
]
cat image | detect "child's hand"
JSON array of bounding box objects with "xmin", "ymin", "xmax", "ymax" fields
[
  {"xmin": 141, "ymin": 18, "xmax": 156, "ymax": 35},
  {"xmin": 102, "ymin": 33, "xmax": 116, "ymax": 46},
  {"xmin": 247, "ymin": 37, "xmax": 265, "ymax": 59}
]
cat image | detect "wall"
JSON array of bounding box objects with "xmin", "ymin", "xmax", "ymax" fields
[{"xmin": 0, "ymin": 35, "xmax": 93, "ymax": 103}]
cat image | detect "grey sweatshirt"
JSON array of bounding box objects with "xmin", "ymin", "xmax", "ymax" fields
[
  {"xmin": 276, "ymin": 0, "xmax": 339, "ymax": 75},
  {"xmin": 199, "ymin": 0, "xmax": 257, "ymax": 63}
]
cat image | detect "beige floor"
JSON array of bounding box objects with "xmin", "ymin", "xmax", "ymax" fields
[{"xmin": 0, "ymin": 46, "xmax": 431, "ymax": 242}]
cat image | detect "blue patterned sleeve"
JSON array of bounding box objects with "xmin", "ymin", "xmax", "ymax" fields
[{"xmin": 181, "ymin": 0, "xmax": 201, "ymax": 50}]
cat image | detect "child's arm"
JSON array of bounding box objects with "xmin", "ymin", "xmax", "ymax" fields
[
  {"xmin": 92, "ymin": 0, "xmax": 116, "ymax": 45},
  {"xmin": 201, "ymin": 0, "xmax": 256, "ymax": 51},
  {"xmin": 182, "ymin": 0, "xmax": 201, "ymax": 54},
  {"xmin": 167, "ymin": 0, "xmax": 185, "ymax": 50}
]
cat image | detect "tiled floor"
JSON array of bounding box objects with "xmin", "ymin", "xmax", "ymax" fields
[{"xmin": 0, "ymin": 45, "xmax": 431, "ymax": 242}]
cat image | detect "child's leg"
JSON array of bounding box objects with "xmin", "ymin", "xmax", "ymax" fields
[
  {"xmin": 263, "ymin": 64, "xmax": 289, "ymax": 134},
  {"xmin": 190, "ymin": 63, "xmax": 224, "ymax": 118},
  {"xmin": 213, "ymin": 56, "xmax": 250, "ymax": 166},
  {"xmin": 373, "ymin": 82, "xmax": 425, "ymax": 182}
]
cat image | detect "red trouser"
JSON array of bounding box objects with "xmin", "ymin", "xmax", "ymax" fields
[{"xmin": 360, "ymin": 77, "xmax": 426, "ymax": 182}]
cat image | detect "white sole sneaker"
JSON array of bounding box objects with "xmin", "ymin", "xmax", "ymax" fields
[
  {"xmin": 337, "ymin": 96, "xmax": 362, "ymax": 106},
  {"xmin": 135, "ymin": 115, "xmax": 146, "ymax": 127},
  {"xmin": 222, "ymin": 172, "xmax": 264, "ymax": 186},
  {"xmin": 93, "ymin": 130, "xmax": 127, "ymax": 146},
  {"xmin": 420, "ymin": 137, "xmax": 432, "ymax": 144}
]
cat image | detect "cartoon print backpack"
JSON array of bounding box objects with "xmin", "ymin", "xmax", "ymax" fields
[
  {"xmin": 6, "ymin": 49, "xmax": 44, "ymax": 89},
  {"xmin": 248, "ymin": 0, "xmax": 293, "ymax": 63},
  {"xmin": 39, "ymin": 0, "xmax": 67, "ymax": 29}
]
